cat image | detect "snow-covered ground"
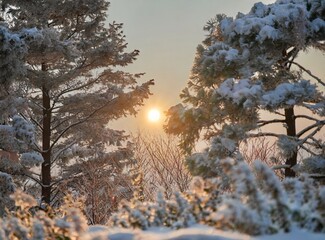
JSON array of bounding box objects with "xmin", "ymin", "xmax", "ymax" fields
[{"xmin": 87, "ymin": 225, "xmax": 325, "ymax": 240}]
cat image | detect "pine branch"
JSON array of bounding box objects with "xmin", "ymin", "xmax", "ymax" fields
[
  {"xmin": 257, "ymin": 119, "xmax": 285, "ymax": 127},
  {"xmin": 295, "ymin": 114, "xmax": 319, "ymax": 122},
  {"xmin": 247, "ymin": 132, "xmax": 281, "ymax": 139},
  {"xmin": 51, "ymin": 141, "xmax": 77, "ymax": 165},
  {"xmin": 271, "ymin": 164, "xmax": 291, "ymax": 170},
  {"xmin": 49, "ymin": 98, "xmax": 117, "ymax": 150},
  {"xmin": 308, "ymin": 174, "xmax": 325, "ymax": 179},
  {"xmin": 300, "ymin": 144, "xmax": 318, "ymax": 156},
  {"xmin": 30, "ymin": 116, "xmax": 43, "ymax": 131},
  {"xmin": 302, "ymin": 140, "xmax": 323, "ymax": 152},
  {"xmin": 51, "ymin": 111, "xmax": 83, "ymax": 131},
  {"xmin": 22, "ymin": 173, "xmax": 42, "ymax": 186},
  {"xmin": 272, "ymin": 111, "xmax": 285, "ymax": 117},
  {"xmin": 297, "ymin": 120, "xmax": 325, "ymax": 138},
  {"xmin": 291, "ymin": 61, "xmax": 325, "ymax": 87}
]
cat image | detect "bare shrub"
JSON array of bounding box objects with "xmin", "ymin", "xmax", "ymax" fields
[
  {"xmin": 56, "ymin": 149, "xmax": 134, "ymax": 225},
  {"xmin": 131, "ymin": 132, "xmax": 192, "ymax": 200},
  {"xmin": 240, "ymin": 137, "xmax": 285, "ymax": 178}
]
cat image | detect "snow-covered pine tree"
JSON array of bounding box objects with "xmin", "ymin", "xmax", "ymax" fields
[
  {"xmin": 1, "ymin": 0, "xmax": 153, "ymax": 204},
  {"xmin": 0, "ymin": 24, "xmax": 43, "ymax": 215},
  {"xmin": 165, "ymin": 0, "xmax": 325, "ymax": 178}
]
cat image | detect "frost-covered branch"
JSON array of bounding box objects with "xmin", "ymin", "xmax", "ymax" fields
[
  {"xmin": 29, "ymin": 116, "xmax": 43, "ymax": 131},
  {"xmin": 51, "ymin": 141, "xmax": 77, "ymax": 165},
  {"xmin": 247, "ymin": 132, "xmax": 281, "ymax": 139},
  {"xmin": 52, "ymin": 64, "xmax": 99, "ymax": 100},
  {"xmin": 297, "ymin": 120, "xmax": 325, "ymax": 138},
  {"xmin": 291, "ymin": 61, "xmax": 325, "ymax": 87},
  {"xmin": 273, "ymin": 111, "xmax": 285, "ymax": 117},
  {"xmin": 22, "ymin": 172, "xmax": 42, "ymax": 186},
  {"xmin": 295, "ymin": 114, "xmax": 320, "ymax": 122},
  {"xmin": 257, "ymin": 119, "xmax": 285, "ymax": 128},
  {"xmin": 271, "ymin": 164, "xmax": 291, "ymax": 170},
  {"xmin": 50, "ymin": 110, "xmax": 83, "ymax": 131},
  {"xmin": 298, "ymin": 125, "xmax": 324, "ymax": 149},
  {"xmin": 300, "ymin": 144, "xmax": 318, "ymax": 156},
  {"xmin": 49, "ymin": 98, "xmax": 117, "ymax": 150}
]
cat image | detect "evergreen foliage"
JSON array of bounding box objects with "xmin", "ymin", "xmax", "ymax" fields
[
  {"xmin": 1, "ymin": 161, "xmax": 325, "ymax": 238},
  {"xmin": 0, "ymin": 0, "xmax": 153, "ymax": 205},
  {"xmin": 110, "ymin": 160, "xmax": 325, "ymax": 235},
  {"xmin": 0, "ymin": 23, "xmax": 43, "ymax": 216},
  {"xmin": 165, "ymin": 0, "xmax": 325, "ymax": 178},
  {"xmin": 0, "ymin": 190, "xmax": 88, "ymax": 240}
]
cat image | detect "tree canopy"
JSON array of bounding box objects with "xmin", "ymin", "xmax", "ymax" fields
[
  {"xmin": 0, "ymin": 23, "xmax": 45, "ymax": 215},
  {"xmin": 0, "ymin": 0, "xmax": 153, "ymax": 205},
  {"xmin": 165, "ymin": 0, "xmax": 325, "ymax": 178}
]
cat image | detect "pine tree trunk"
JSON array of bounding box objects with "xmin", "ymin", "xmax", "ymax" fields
[
  {"xmin": 284, "ymin": 107, "xmax": 297, "ymax": 177},
  {"xmin": 41, "ymin": 64, "xmax": 52, "ymax": 204}
]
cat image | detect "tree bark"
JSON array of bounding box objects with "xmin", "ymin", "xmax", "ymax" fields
[
  {"xmin": 41, "ymin": 63, "xmax": 52, "ymax": 204},
  {"xmin": 284, "ymin": 107, "xmax": 297, "ymax": 177}
]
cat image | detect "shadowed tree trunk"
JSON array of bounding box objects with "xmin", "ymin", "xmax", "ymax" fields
[
  {"xmin": 41, "ymin": 63, "xmax": 52, "ymax": 204},
  {"xmin": 284, "ymin": 107, "xmax": 297, "ymax": 177}
]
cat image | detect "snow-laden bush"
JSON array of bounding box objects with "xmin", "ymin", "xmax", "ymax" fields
[
  {"xmin": 0, "ymin": 172, "xmax": 15, "ymax": 217},
  {"xmin": 110, "ymin": 159, "xmax": 325, "ymax": 235},
  {"xmin": 0, "ymin": 191, "xmax": 87, "ymax": 240}
]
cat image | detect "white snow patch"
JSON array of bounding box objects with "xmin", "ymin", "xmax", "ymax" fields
[{"xmin": 85, "ymin": 226, "xmax": 325, "ymax": 240}]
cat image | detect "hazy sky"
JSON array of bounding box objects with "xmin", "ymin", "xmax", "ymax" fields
[{"xmin": 107, "ymin": 0, "xmax": 324, "ymax": 133}]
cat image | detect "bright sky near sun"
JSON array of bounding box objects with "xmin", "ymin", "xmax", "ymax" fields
[
  {"xmin": 107, "ymin": 0, "xmax": 325, "ymax": 133},
  {"xmin": 148, "ymin": 108, "xmax": 161, "ymax": 122}
]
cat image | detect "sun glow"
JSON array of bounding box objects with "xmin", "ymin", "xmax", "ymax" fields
[{"xmin": 147, "ymin": 108, "xmax": 161, "ymax": 122}]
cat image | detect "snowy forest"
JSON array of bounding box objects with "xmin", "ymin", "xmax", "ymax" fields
[{"xmin": 0, "ymin": 0, "xmax": 324, "ymax": 239}]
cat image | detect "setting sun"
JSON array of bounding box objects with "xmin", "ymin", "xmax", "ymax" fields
[{"xmin": 147, "ymin": 108, "xmax": 161, "ymax": 122}]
